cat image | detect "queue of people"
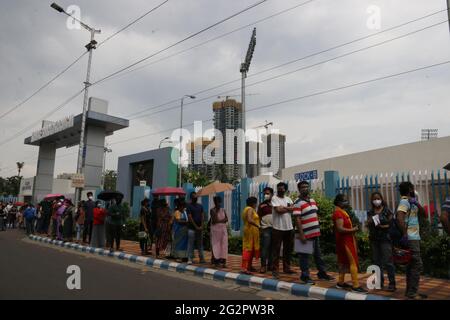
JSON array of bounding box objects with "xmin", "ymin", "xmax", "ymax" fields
[
  {"xmin": 3, "ymin": 178, "xmax": 448, "ymax": 300},
  {"xmin": 3, "ymin": 191, "xmax": 127, "ymax": 252}
]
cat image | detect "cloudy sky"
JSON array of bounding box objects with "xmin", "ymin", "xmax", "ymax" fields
[{"xmin": 0, "ymin": 0, "xmax": 449, "ymax": 178}]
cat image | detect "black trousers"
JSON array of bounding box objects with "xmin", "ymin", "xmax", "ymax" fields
[
  {"xmin": 108, "ymin": 224, "xmax": 122, "ymax": 249},
  {"xmin": 271, "ymin": 229, "xmax": 294, "ymax": 273},
  {"xmin": 83, "ymin": 220, "xmax": 93, "ymax": 243}
]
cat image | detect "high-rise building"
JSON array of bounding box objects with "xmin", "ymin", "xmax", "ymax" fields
[
  {"xmin": 260, "ymin": 133, "xmax": 286, "ymax": 177},
  {"xmin": 212, "ymin": 98, "xmax": 243, "ymax": 182},
  {"xmin": 187, "ymin": 138, "xmax": 215, "ymax": 181}
]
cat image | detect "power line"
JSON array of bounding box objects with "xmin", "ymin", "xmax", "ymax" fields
[
  {"xmin": 0, "ymin": 89, "xmax": 84, "ymax": 147},
  {"xmin": 0, "ymin": 52, "xmax": 87, "ymax": 121},
  {"xmin": 6, "ymin": 59, "xmax": 449, "ymax": 172},
  {"xmin": 97, "ymin": 0, "xmax": 170, "ymax": 47},
  {"xmin": 129, "ymin": 19, "xmax": 448, "ymax": 121},
  {"xmin": 121, "ymin": 8, "xmax": 447, "ymax": 119},
  {"xmin": 101, "ymin": 0, "xmax": 318, "ymax": 92},
  {"xmin": 91, "ymin": 0, "xmax": 269, "ymax": 87},
  {"xmin": 0, "ymin": 1, "xmax": 170, "ymax": 145},
  {"xmin": 108, "ymin": 59, "xmax": 450, "ymax": 146}
]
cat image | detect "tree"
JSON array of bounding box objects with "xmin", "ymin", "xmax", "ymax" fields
[
  {"xmin": 182, "ymin": 169, "xmax": 212, "ymax": 187},
  {"xmin": 103, "ymin": 170, "xmax": 117, "ymax": 191},
  {"xmin": 16, "ymin": 162, "xmax": 24, "ymax": 177}
]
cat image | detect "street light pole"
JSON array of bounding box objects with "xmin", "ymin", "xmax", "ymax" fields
[
  {"xmin": 447, "ymin": 0, "xmax": 450, "ymax": 33},
  {"xmin": 102, "ymin": 146, "xmax": 112, "ymax": 189},
  {"xmin": 51, "ymin": 3, "xmax": 101, "ymax": 203},
  {"xmin": 178, "ymin": 95, "xmax": 195, "ymax": 187},
  {"xmin": 159, "ymin": 137, "xmax": 171, "ymax": 148}
]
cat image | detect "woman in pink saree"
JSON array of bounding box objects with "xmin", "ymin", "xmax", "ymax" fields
[{"xmin": 210, "ymin": 196, "xmax": 228, "ymax": 267}]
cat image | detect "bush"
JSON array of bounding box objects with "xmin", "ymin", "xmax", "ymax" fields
[
  {"xmin": 420, "ymin": 233, "xmax": 450, "ymax": 279},
  {"xmin": 228, "ymin": 236, "xmax": 242, "ymax": 255},
  {"xmin": 123, "ymin": 218, "xmax": 140, "ymax": 241}
]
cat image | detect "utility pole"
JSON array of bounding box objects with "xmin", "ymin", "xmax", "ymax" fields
[
  {"xmin": 240, "ymin": 27, "xmax": 256, "ymax": 179},
  {"xmin": 447, "ymin": 0, "xmax": 450, "ymax": 33},
  {"xmin": 51, "ymin": 3, "xmax": 101, "ymax": 203}
]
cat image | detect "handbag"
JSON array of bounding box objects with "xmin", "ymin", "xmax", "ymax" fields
[{"xmin": 393, "ymin": 247, "xmax": 412, "ymax": 265}]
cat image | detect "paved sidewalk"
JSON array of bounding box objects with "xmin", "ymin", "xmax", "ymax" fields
[{"xmin": 119, "ymin": 240, "xmax": 450, "ymax": 300}]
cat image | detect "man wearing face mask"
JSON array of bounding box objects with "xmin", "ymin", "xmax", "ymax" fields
[
  {"xmin": 396, "ymin": 182, "xmax": 427, "ymax": 300},
  {"xmin": 271, "ymin": 182, "xmax": 294, "ymax": 279},
  {"xmin": 293, "ymin": 181, "xmax": 334, "ymax": 284},
  {"xmin": 257, "ymin": 187, "xmax": 274, "ymax": 273},
  {"xmin": 107, "ymin": 197, "xmax": 125, "ymax": 251},
  {"xmin": 83, "ymin": 192, "xmax": 95, "ymax": 244},
  {"xmin": 186, "ymin": 192, "xmax": 206, "ymax": 264}
]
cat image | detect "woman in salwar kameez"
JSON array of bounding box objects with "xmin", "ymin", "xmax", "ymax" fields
[{"xmin": 241, "ymin": 197, "xmax": 260, "ymax": 274}]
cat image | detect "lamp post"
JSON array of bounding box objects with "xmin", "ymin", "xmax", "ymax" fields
[
  {"xmin": 159, "ymin": 137, "xmax": 172, "ymax": 148},
  {"xmin": 51, "ymin": 3, "xmax": 101, "ymax": 203},
  {"xmin": 178, "ymin": 95, "xmax": 196, "ymax": 187},
  {"xmin": 102, "ymin": 146, "xmax": 112, "ymax": 189}
]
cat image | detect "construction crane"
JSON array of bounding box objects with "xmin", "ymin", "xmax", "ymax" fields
[
  {"xmin": 217, "ymin": 93, "xmax": 259, "ymax": 101},
  {"xmin": 253, "ymin": 120, "xmax": 273, "ymax": 134}
]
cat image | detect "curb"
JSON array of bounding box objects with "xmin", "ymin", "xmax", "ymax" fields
[{"xmin": 28, "ymin": 235, "xmax": 394, "ymax": 301}]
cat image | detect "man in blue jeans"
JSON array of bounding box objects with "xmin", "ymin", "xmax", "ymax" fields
[
  {"xmin": 187, "ymin": 192, "xmax": 206, "ymax": 264},
  {"xmin": 293, "ymin": 181, "xmax": 334, "ymax": 284}
]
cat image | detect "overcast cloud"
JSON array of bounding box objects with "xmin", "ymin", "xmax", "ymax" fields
[{"xmin": 0, "ymin": 0, "xmax": 449, "ymax": 178}]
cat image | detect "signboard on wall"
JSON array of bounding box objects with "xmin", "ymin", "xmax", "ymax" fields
[
  {"xmin": 294, "ymin": 170, "xmax": 318, "ymax": 181},
  {"xmin": 71, "ymin": 174, "xmax": 85, "ymax": 188},
  {"xmin": 31, "ymin": 115, "xmax": 74, "ymax": 143}
]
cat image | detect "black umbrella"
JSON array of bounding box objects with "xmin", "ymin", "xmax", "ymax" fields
[
  {"xmin": 97, "ymin": 191, "xmax": 124, "ymax": 201},
  {"xmin": 444, "ymin": 163, "xmax": 450, "ymax": 171}
]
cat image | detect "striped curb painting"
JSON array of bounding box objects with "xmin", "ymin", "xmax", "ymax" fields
[{"xmin": 28, "ymin": 235, "xmax": 394, "ymax": 301}]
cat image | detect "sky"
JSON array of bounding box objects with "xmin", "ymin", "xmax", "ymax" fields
[{"xmin": 0, "ymin": 0, "xmax": 449, "ymax": 178}]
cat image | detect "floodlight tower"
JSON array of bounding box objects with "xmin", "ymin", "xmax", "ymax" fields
[{"xmin": 240, "ymin": 27, "xmax": 256, "ymax": 178}]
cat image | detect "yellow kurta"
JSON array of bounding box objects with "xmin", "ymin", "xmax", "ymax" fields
[{"xmin": 242, "ymin": 206, "xmax": 260, "ymax": 259}]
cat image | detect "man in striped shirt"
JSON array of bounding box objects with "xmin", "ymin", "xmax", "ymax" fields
[{"xmin": 293, "ymin": 181, "xmax": 334, "ymax": 284}]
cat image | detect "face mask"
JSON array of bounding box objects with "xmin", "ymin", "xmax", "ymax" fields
[
  {"xmin": 88, "ymin": 196, "xmax": 93, "ymax": 200},
  {"xmin": 264, "ymin": 194, "xmax": 271, "ymax": 201},
  {"xmin": 373, "ymin": 199, "xmax": 382, "ymax": 207},
  {"xmin": 277, "ymin": 190, "xmax": 285, "ymax": 197},
  {"xmin": 341, "ymin": 201, "xmax": 350, "ymax": 208},
  {"xmin": 300, "ymin": 190, "xmax": 309, "ymax": 197},
  {"xmin": 191, "ymin": 197, "xmax": 198, "ymax": 203},
  {"xmin": 97, "ymin": 204, "xmax": 101, "ymax": 208},
  {"xmin": 409, "ymin": 191, "xmax": 415, "ymax": 198}
]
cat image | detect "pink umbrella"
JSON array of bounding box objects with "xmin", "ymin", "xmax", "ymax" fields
[
  {"xmin": 44, "ymin": 193, "xmax": 65, "ymax": 201},
  {"xmin": 152, "ymin": 187, "xmax": 186, "ymax": 196}
]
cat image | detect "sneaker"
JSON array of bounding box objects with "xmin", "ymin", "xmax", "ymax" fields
[
  {"xmin": 351, "ymin": 286, "xmax": 368, "ymax": 294},
  {"xmin": 336, "ymin": 282, "xmax": 352, "ymax": 290},
  {"xmin": 317, "ymin": 272, "xmax": 335, "ymax": 281},
  {"xmin": 301, "ymin": 277, "xmax": 316, "ymax": 285},
  {"xmin": 187, "ymin": 260, "xmax": 193, "ymax": 265},
  {"xmin": 272, "ymin": 271, "xmax": 280, "ymax": 279}
]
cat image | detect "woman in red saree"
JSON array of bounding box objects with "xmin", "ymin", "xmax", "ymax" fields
[{"xmin": 332, "ymin": 194, "xmax": 367, "ymax": 294}]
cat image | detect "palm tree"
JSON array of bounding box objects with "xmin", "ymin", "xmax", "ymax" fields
[{"xmin": 16, "ymin": 162, "xmax": 24, "ymax": 177}]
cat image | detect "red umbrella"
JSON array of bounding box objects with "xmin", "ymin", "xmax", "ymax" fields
[
  {"xmin": 44, "ymin": 193, "xmax": 65, "ymax": 201},
  {"xmin": 152, "ymin": 187, "xmax": 186, "ymax": 196}
]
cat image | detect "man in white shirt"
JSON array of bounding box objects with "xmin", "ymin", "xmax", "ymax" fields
[{"xmin": 271, "ymin": 182, "xmax": 294, "ymax": 278}]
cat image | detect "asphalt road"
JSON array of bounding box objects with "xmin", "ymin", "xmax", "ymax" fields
[{"xmin": 0, "ymin": 229, "xmax": 265, "ymax": 300}]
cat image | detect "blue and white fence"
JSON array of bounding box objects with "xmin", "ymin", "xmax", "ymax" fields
[{"xmin": 337, "ymin": 170, "xmax": 448, "ymax": 229}]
